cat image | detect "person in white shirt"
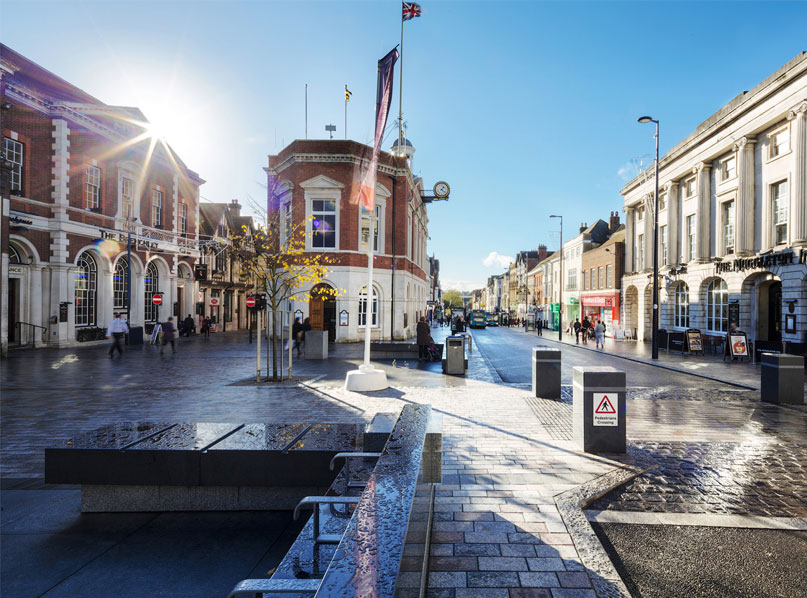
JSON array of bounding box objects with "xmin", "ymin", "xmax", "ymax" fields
[{"xmin": 106, "ymin": 312, "xmax": 129, "ymax": 358}]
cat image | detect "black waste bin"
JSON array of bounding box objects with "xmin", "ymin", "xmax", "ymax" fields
[{"xmin": 127, "ymin": 326, "xmax": 144, "ymax": 346}]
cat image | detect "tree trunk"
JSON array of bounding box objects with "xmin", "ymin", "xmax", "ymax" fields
[{"xmin": 271, "ymin": 309, "xmax": 279, "ymax": 381}]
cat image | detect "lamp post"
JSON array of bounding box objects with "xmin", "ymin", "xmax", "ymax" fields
[
  {"xmin": 550, "ymin": 214, "xmax": 563, "ymax": 341},
  {"xmin": 638, "ymin": 116, "xmax": 660, "ymax": 360},
  {"xmin": 126, "ymin": 212, "xmax": 136, "ymax": 343}
]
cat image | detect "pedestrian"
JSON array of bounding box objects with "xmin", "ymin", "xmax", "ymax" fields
[
  {"xmin": 536, "ymin": 318, "xmax": 542, "ymax": 336},
  {"xmin": 160, "ymin": 317, "xmax": 177, "ymax": 354},
  {"xmin": 594, "ymin": 320, "xmax": 605, "ymax": 349},
  {"xmin": 573, "ymin": 318, "xmax": 581, "ymax": 344},
  {"xmin": 581, "ymin": 316, "xmax": 590, "ymax": 344},
  {"xmin": 417, "ymin": 316, "xmax": 431, "ymax": 361},
  {"xmin": 106, "ymin": 312, "xmax": 129, "ymax": 358},
  {"xmin": 292, "ymin": 317, "xmax": 303, "ymax": 357},
  {"xmin": 182, "ymin": 314, "xmax": 195, "ymax": 336}
]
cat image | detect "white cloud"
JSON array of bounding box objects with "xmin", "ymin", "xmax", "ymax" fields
[
  {"xmin": 483, "ymin": 251, "xmax": 514, "ymax": 269},
  {"xmin": 442, "ymin": 279, "xmax": 483, "ymax": 293},
  {"xmin": 617, "ymin": 162, "xmax": 634, "ymax": 181}
]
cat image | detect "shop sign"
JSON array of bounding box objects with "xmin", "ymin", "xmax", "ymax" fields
[
  {"xmin": 715, "ymin": 249, "xmax": 801, "ymax": 274},
  {"xmin": 10, "ymin": 215, "xmax": 33, "ymax": 226},
  {"xmin": 728, "ymin": 333, "xmax": 749, "ymax": 357},
  {"xmin": 550, "ymin": 303, "xmax": 560, "ymax": 312},
  {"xmin": 582, "ymin": 295, "xmax": 613, "ymax": 307}
]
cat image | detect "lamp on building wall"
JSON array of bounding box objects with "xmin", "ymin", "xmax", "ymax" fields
[{"xmin": 638, "ymin": 116, "xmax": 660, "ymax": 360}]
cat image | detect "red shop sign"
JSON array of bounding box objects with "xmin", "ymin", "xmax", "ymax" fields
[{"xmin": 582, "ymin": 295, "xmax": 613, "ymax": 307}]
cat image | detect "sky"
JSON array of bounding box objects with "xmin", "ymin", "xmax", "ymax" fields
[{"xmin": 3, "ymin": 1, "xmax": 806, "ymax": 291}]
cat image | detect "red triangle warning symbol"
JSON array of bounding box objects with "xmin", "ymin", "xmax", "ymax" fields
[{"xmin": 595, "ymin": 395, "xmax": 616, "ymax": 414}]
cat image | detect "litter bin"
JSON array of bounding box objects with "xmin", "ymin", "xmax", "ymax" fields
[
  {"xmin": 443, "ymin": 335, "xmax": 467, "ymax": 375},
  {"xmin": 761, "ymin": 353, "xmax": 804, "ymax": 404},
  {"xmin": 532, "ymin": 347, "xmax": 561, "ymax": 399},
  {"xmin": 127, "ymin": 326, "xmax": 143, "ymax": 346}
]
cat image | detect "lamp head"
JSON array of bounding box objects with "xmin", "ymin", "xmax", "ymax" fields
[
  {"xmin": 550, "ymin": 214, "xmax": 561, "ymax": 219},
  {"xmin": 638, "ymin": 116, "xmax": 654, "ymax": 124}
]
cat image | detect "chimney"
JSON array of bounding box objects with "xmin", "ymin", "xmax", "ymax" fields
[
  {"xmin": 609, "ymin": 211, "xmax": 620, "ymax": 232},
  {"xmin": 229, "ymin": 199, "xmax": 241, "ymax": 218},
  {"xmin": 538, "ymin": 244, "xmax": 547, "ymax": 262},
  {"xmin": 579, "ymin": 222, "xmax": 587, "ymax": 234}
]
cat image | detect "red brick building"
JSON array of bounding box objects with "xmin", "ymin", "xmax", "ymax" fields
[
  {"xmin": 265, "ymin": 138, "xmax": 431, "ymax": 341},
  {"xmin": 1, "ymin": 45, "xmax": 203, "ymax": 352},
  {"xmin": 580, "ymin": 225, "xmax": 625, "ymax": 333}
]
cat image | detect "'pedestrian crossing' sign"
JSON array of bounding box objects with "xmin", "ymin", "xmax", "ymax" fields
[{"xmin": 593, "ymin": 393, "xmax": 618, "ymax": 426}]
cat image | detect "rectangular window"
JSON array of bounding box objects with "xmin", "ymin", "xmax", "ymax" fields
[
  {"xmin": 215, "ymin": 249, "xmax": 226, "ymax": 273},
  {"xmin": 606, "ymin": 264, "xmax": 613, "ymax": 288},
  {"xmin": 637, "ymin": 234, "xmax": 644, "ymax": 270},
  {"xmin": 722, "ymin": 200, "xmax": 735, "ymax": 255},
  {"xmin": 637, "ymin": 207, "xmax": 644, "ymax": 221},
  {"xmin": 771, "ymin": 181, "xmax": 788, "ymax": 245},
  {"xmin": 582, "ymin": 270, "xmax": 587, "ymax": 290},
  {"xmin": 660, "ymin": 225, "xmax": 668, "ymax": 266},
  {"xmin": 121, "ymin": 177, "xmax": 134, "ymax": 219},
  {"xmin": 360, "ymin": 205, "xmax": 381, "ymax": 252},
  {"xmin": 658, "ymin": 193, "xmax": 666, "ymax": 211},
  {"xmin": 359, "ymin": 288, "xmax": 378, "ymax": 327},
  {"xmin": 685, "ymin": 177, "xmax": 696, "ymax": 198},
  {"xmin": 687, "ymin": 215, "xmax": 696, "ymax": 261},
  {"xmin": 567, "ymin": 268, "xmax": 577, "ymax": 291},
  {"xmin": 721, "ymin": 156, "xmax": 736, "ymax": 181},
  {"xmin": 312, "ymin": 199, "xmax": 337, "ymax": 248},
  {"xmin": 85, "ymin": 165, "xmax": 101, "ymax": 209},
  {"xmin": 281, "ymin": 200, "xmax": 292, "ymax": 246},
  {"xmin": 4, "ymin": 137, "xmax": 23, "ymax": 194},
  {"xmin": 770, "ymin": 127, "xmax": 789, "ymax": 159},
  {"xmin": 152, "ymin": 189, "xmax": 163, "ymax": 227},
  {"xmin": 598, "ymin": 266, "xmax": 604, "ymax": 290},
  {"xmin": 179, "ymin": 203, "xmax": 188, "ymax": 234}
]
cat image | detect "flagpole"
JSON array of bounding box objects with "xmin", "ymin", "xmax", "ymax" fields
[
  {"xmin": 345, "ymin": 85, "xmax": 348, "ymax": 140},
  {"xmin": 398, "ymin": 12, "xmax": 404, "ymax": 147},
  {"xmin": 305, "ymin": 83, "xmax": 308, "ymax": 139}
]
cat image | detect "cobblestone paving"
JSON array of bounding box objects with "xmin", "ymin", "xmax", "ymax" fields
[{"xmin": 524, "ymin": 387, "xmax": 573, "ymax": 442}]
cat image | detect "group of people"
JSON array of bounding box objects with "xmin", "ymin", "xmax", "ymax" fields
[
  {"xmin": 573, "ymin": 316, "xmax": 606, "ymax": 349},
  {"xmin": 106, "ymin": 313, "xmax": 210, "ymax": 358}
]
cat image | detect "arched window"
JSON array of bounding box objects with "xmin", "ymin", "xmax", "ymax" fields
[
  {"xmin": 359, "ymin": 286, "xmax": 379, "ymax": 328},
  {"xmin": 75, "ymin": 252, "xmax": 97, "ymax": 327},
  {"xmin": 706, "ymin": 279, "xmax": 728, "ymax": 332},
  {"xmin": 674, "ymin": 283, "xmax": 689, "ymax": 328},
  {"xmin": 114, "ymin": 259, "xmax": 129, "ymax": 310},
  {"xmin": 8, "ymin": 243, "xmax": 22, "ymax": 264},
  {"xmin": 144, "ymin": 262, "xmax": 159, "ymax": 322}
]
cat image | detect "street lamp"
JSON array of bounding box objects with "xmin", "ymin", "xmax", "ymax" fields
[
  {"xmin": 550, "ymin": 214, "xmax": 563, "ymax": 342},
  {"xmin": 638, "ymin": 116, "xmax": 660, "ymax": 360}
]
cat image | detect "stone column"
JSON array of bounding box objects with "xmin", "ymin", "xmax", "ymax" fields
[
  {"xmin": 734, "ymin": 137, "xmax": 757, "ymax": 255},
  {"xmin": 625, "ymin": 207, "xmax": 634, "ymax": 273},
  {"xmin": 643, "ymin": 195, "xmax": 653, "ymax": 271},
  {"xmin": 787, "ymin": 101, "xmax": 807, "ymax": 246},
  {"xmin": 30, "ymin": 266, "xmax": 44, "ymax": 347},
  {"xmin": 666, "ymin": 182, "xmax": 680, "ymax": 265},
  {"xmin": 695, "ymin": 162, "xmax": 712, "ymax": 262}
]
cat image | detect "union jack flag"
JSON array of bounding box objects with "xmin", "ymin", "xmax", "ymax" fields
[{"xmin": 402, "ymin": 2, "xmax": 421, "ymax": 21}]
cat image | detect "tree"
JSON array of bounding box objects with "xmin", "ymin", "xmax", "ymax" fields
[
  {"xmin": 231, "ymin": 200, "xmax": 337, "ymax": 381},
  {"xmin": 443, "ymin": 289, "xmax": 463, "ymax": 309}
]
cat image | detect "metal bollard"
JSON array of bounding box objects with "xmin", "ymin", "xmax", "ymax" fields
[
  {"xmin": 572, "ymin": 366, "xmax": 626, "ymax": 453},
  {"xmin": 464, "ymin": 333, "xmax": 473, "ymax": 353},
  {"xmin": 761, "ymin": 353, "xmax": 805, "ymax": 404},
  {"xmin": 532, "ymin": 347, "xmax": 561, "ymax": 399}
]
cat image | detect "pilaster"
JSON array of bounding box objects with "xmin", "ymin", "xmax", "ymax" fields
[
  {"xmin": 695, "ymin": 162, "xmax": 712, "ymax": 262},
  {"xmin": 624, "ymin": 207, "xmax": 634, "ymax": 273},
  {"xmin": 643, "ymin": 195, "xmax": 652, "ymax": 271},
  {"xmin": 50, "ymin": 118, "xmax": 70, "ymax": 221},
  {"xmin": 733, "ymin": 136, "xmax": 757, "ymax": 255},
  {"xmin": 666, "ymin": 181, "xmax": 680, "ymax": 265},
  {"xmin": 787, "ymin": 101, "xmax": 807, "ymax": 246}
]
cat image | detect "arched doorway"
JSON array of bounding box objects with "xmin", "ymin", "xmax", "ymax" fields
[
  {"xmin": 624, "ymin": 285, "xmax": 638, "ymax": 339},
  {"xmin": 756, "ymin": 278, "xmax": 782, "ymax": 342},
  {"xmin": 310, "ymin": 283, "xmax": 336, "ymax": 341}
]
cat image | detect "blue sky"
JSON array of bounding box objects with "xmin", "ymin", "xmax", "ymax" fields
[{"xmin": 4, "ymin": 1, "xmax": 806, "ymax": 290}]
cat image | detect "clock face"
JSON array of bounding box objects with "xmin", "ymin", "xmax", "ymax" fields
[{"xmin": 434, "ymin": 181, "xmax": 450, "ymax": 198}]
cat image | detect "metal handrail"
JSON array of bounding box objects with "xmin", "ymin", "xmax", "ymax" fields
[{"xmin": 13, "ymin": 322, "xmax": 48, "ymax": 347}]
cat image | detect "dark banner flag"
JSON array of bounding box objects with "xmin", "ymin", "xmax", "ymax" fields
[{"xmin": 358, "ymin": 47, "xmax": 399, "ymax": 210}]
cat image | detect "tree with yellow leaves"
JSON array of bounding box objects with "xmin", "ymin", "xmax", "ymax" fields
[{"xmin": 230, "ymin": 198, "xmax": 338, "ymax": 381}]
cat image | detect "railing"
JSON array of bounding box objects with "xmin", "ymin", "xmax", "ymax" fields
[{"xmin": 13, "ymin": 322, "xmax": 48, "ymax": 348}]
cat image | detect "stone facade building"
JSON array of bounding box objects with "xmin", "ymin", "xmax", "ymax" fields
[
  {"xmin": 621, "ymin": 53, "xmax": 807, "ymax": 347},
  {"xmin": 1, "ymin": 45, "xmax": 203, "ymax": 353},
  {"xmin": 265, "ymin": 139, "xmax": 430, "ymax": 342}
]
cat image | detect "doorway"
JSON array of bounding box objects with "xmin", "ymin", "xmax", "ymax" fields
[
  {"xmin": 310, "ymin": 283, "xmax": 336, "ymax": 342},
  {"xmin": 767, "ymin": 281, "xmax": 782, "ymax": 342},
  {"xmin": 8, "ymin": 278, "xmax": 19, "ymax": 343}
]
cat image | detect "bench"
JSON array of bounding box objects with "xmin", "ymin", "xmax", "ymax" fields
[
  {"xmin": 45, "ymin": 422, "xmax": 370, "ymax": 512},
  {"xmin": 228, "ymin": 404, "xmax": 443, "ymax": 598}
]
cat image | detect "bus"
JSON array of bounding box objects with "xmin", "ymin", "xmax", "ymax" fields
[
  {"xmin": 486, "ymin": 312, "xmax": 499, "ymax": 326},
  {"xmin": 469, "ymin": 309, "xmax": 487, "ymax": 329}
]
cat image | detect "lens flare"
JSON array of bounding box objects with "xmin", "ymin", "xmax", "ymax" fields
[{"xmin": 93, "ymin": 238, "xmax": 120, "ymax": 260}]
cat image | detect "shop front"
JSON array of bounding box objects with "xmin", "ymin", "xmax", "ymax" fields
[{"xmin": 581, "ymin": 293, "xmax": 620, "ymax": 335}]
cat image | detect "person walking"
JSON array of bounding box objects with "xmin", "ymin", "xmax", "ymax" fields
[
  {"xmin": 417, "ymin": 316, "xmax": 431, "ymax": 362},
  {"xmin": 182, "ymin": 314, "xmax": 195, "ymax": 336},
  {"xmin": 573, "ymin": 318, "xmax": 581, "ymax": 344},
  {"xmin": 536, "ymin": 317, "xmax": 542, "ymax": 336},
  {"xmin": 292, "ymin": 317, "xmax": 303, "ymax": 357},
  {"xmin": 581, "ymin": 316, "xmax": 590, "ymax": 344},
  {"xmin": 106, "ymin": 312, "xmax": 129, "ymax": 358},
  {"xmin": 300, "ymin": 317, "xmax": 312, "ymax": 356},
  {"xmin": 201, "ymin": 316, "xmax": 211, "ymax": 338},
  {"xmin": 160, "ymin": 317, "xmax": 177, "ymax": 354},
  {"xmin": 594, "ymin": 320, "xmax": 605, "ymax": 349}
]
